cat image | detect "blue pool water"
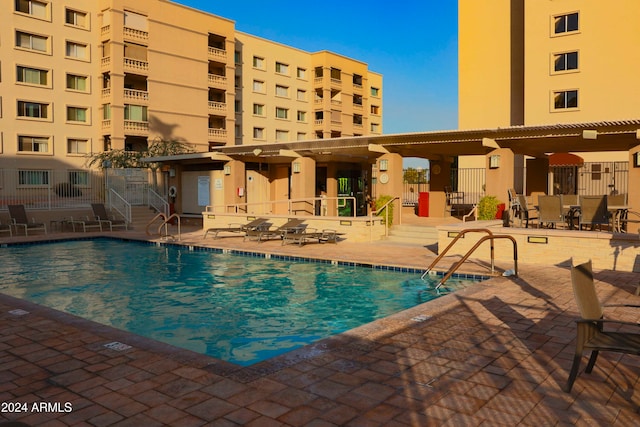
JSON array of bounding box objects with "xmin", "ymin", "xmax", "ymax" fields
[{"xmin": 0, "ymin": 239, "xmax": 483, "ymax": 366}]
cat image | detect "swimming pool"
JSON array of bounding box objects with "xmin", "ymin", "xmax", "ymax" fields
[{"xmin": 0, "ymin": 238, "xmax": 484, "ymax": 366}]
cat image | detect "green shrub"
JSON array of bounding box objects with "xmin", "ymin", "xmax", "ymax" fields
[
  {"xmin": 477, "ymin": 195, "xmax": 500, "ymax": 220},
  {"xmin": 375, "ymin": 195, "xmax": 395, "ymax": 226}
]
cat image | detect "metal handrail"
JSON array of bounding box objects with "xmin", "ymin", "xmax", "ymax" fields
[
  {"xmin": 370, "ymin": 196, "xmax": 399, "ymax": 237},
  {"xmin": 421, "ymin": 228, "xmax": 494, "ymax": 279},
  {"xmin": 434, "ymin": 234, "xmax": 518, "ymax": 290},
  {"xmin": 109, "ymin": 188, "xmax": 132, "ymax": 224},
  {"xmin": 204, "ymin": 196, "xmax": 358, "ymax": 217},
  {"xmin": 146, "ymin": 212, "xmax": 181, "ymax": 241},
  {"xmin": 147, "ymin": 187, "xmax": 169, "ymax": 216}
]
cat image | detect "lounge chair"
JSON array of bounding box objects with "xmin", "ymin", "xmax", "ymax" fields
[
  {"xmin": 203, "ymin": 217, "xmax": 269, "ymax": 239},
  {"xmin": 565, "ymin": 260, "xmax": 640, "ymax": 392},
  {"xmin": 67, "ymin": 216, "xmax": 103, "ymax": 232},
  {"xmin": 282, "ymin": 228, "xmax": 338, "ymax": 246},
  {"xmin": 245, "ymin": 218, "xmax": 306, "ymax": 242},
  {"xmin": 8, "ymin": 205, "xmax": 47, "ymax": 236},
  {"xmin": 91, "ymin": 203, "xmax": 128, "ymax": 231},
  {"xmin": 578, "ymin": 195, "xmax": 609, "ymax": 231},
  {"xmin": 537, "ymin": 195, "xmax": 564, "ymax": 228}
]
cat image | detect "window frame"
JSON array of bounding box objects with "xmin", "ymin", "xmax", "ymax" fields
[
  {"xmin": 66, "ymin": 105, "xmax": 89, "ymax": 123},
  {"xmin": 553, "ymin": 51, "xmax": 579, "ymax": 73},
  {"xmin": 66, "ymin": 73, "xmax": 89, "ymax": 92},
  {"xmin": 552, "ymin": 89, "xmax": 579, "ymax": 110},
  {"xmin": 553, "ymin": 12, "xmax": 579, "ymax": 35},
  {"xmin": 15, "ymin": 30, "xmax": 49, "ymax": 53},
  {"xmin": 16, "ymin": 65, "xmax": 50, "ymax": 87},
  {"xmin": 68, "ymin": 170, "xmax": 90, "ymax": 186},
  {"xmin": 252, "ymin": 56, "xmax": 265, "ymax": 70},
  {"xmin": 17, "ymin": 135, "xmax": 51, "ymax": 155},
  {"xmin": 275, "ymin": 62, "xmax": 289, "ymax": 75},
  {"xmin": 65, "ymin": 40, "xmax": 89, "ymax": 60},
  {"xmin": 296, "ymin": 67, "xmax": 307, "ymax": 80},
  {"xmin": 67, "ymin": 138, "xmax": 89, "ymax": 155},
  {"xmin": 253, "ymin": 127, "xmax": 265, "ymax": 140},
  {"xmin": 252, "ymin": 80, "xmax": 265, "ymax": 93},
  {"xmin": 253, "ymin": 103, "xmax": 265, "ymax": 116},
  {"xmin": 297, "ymin": 110, "xmax": 307, "ymax": 122},
  {"xmin": 275, "ymin": 84, "xmax": 289, "ymax": 98},
  {"xmin": 65, "ymin": 8, "xmax": 88, "ymax": 29},
  {"xmin": 17, "ymin": 100, "xmax": 49, "ymax": 120},
  {"xmin": 275, "ymin": 107, "xmax": 289, "ymax": 120},
  {"xmin": 14, "ymin": 0, "xmax": 49, "ymax": 20}
]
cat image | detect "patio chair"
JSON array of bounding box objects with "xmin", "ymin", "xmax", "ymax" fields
[
  {"xmin": 565, "ymin": 260, "xmax": 640, "ymax": 392},
  {"xmin": 537, "ymin": 195, "xmax": 564, "ymax": 228},
  {"xmin": 578, "ymin": 195, "xmax": 609, "ymax": 231},
  {"xmin": 203, "ymin": 217, "xmax": 269, "ymax": 239},
  {"xmin": 67, "ymin": 216, "xmax": 103, "ymax": 232},
  {"xmin": 8, "ymin": 205, "xmax": 47, "ymax": 236},
  {"xmin": 515, "ymin": 195, "xmax": 538, "ymax": 228},
  {"xmin": 282, "ymin": 228, "xmax": 339, "ymax": 246},
  {"xmin": 91, "ymin": 203, "xmax": 128, "ymax": 231},
  {"xmin": 0, "ymin": 219, "xmax": 12, "ymax": 237},
  {"xmin": 245, "ymin": 218, "xmax": 306, "ymax": 242}
]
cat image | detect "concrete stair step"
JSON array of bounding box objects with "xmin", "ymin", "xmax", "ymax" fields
[{"xmin": 385, "ymin": 224, "xmax": 439, "ymax": 246}]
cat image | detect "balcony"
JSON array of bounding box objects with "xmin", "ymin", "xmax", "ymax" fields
[
  {"xmin": 124, "ymin": 58, "xmax": 149, "ymax": 73},
  {"xmin": 208, "ymin": 128, "xmax": 227, "ymax": 141},
  {"xmin": 124, "ymin": 27, "xmax": 148, "ymax": 43},
  {"xmin": 124, "ymin": 89, "xmax": 149, "ymax": 102},
  {"xmin": 124, "ymin": 120, "xmax": 149, "ymax": 135},
  {"xmin": 101, "ymin": 25, "xmax": 110, "ymax": 38},
  {"xmin": 208, "ymin": 74, "xmax": 227, "ymax": 87},
  {"xmin": 102, "ymin": 88, "xmax": 111, "ymax": 98},
  {"xmin": 208, "ymin": 101, "xmax": 226, "ymax": 112},
  {"xmin": 208, "ymin": 46, "xmax": 227, "ymax": 61},
  {"xmin": 101, "ymin": 57, "xmax": 111, "ymax": 69},
  {"xmin": 101, "ymin": 119, "xmax": 111, "ymax": 130}
]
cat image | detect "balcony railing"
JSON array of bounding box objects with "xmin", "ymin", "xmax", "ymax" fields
[
  {"xmin": 208, "ymin": 128, "xmax": 227, "ymax": 140},
  {"xmin": 331, "ymin": 99, "xmax": 342, "ymax": 106},
  {"xmin": 102, "ymin": 119, "xmax": 111, "ymax": 130},
  {"xmin": 124, "ymin": 89, "xmax": 149, "ymax": 102},
  {"xmin": 101, "ymin": 25, "xmax": 110, "ymax": 37},
  {"xmin": 101, "ymin": 57, "xmax": 111, "ymax": 68},
  {"xmin": 208, "ymin": 46, "xmax": 227, "ymax": 60},
  {"xmin": 208, "ymin": 74, "xmax": 227, "ymax": 87},
  {"xmin": 102, "ymin": 88, "xmax": 111, "ymax": 98},
  {"xmin": 124, "ymin": 120, "xmax": 149, "ymax": 134},
  {"xmin": 208, "ymin": 101, "xmax": 226, "ymax": 112},
  {"xmin": 124, "ymin": 58, "xmax": 149, "ymax": 73},
  {"xmin": 124, "ymin": 27, "xmax": 149, "ymax": 43}
]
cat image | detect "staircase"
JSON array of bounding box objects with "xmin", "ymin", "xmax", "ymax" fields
[
  {"xmin": 128, "ymin": 205, "xmax": 163, "ymax": 231},
  {"xmin": 383, "ymin": 224, "xmax": 440, "ymax": 248}
]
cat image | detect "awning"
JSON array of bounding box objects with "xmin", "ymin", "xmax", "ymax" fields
[{"xmin": 548, "ymin": 153, "xmax": 584, "ymax": 166}]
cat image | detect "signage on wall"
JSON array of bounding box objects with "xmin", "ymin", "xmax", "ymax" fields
[{"xmin": 198, "ymin": 176, "xmax": 210, "ymax": 206}]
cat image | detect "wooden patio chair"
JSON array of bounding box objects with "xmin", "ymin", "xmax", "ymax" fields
[
  {"xmin": 8, "ymin": 204, "xmax": 47, "ymax": 236},
  {"xmin": 565, "ymin": 260, "xmax": 640, "ymax": 392}
]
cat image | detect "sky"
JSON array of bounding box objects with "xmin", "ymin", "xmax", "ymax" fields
[{"xmin": 176, "ymin": 1, "xmax": 459, "ymax": 167}]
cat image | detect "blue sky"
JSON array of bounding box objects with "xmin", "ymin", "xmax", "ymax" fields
[{"xmin": 176, "ymin": 1, "xmax": 459, "ymax": 167}]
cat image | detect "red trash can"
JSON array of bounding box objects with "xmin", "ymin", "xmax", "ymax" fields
[
  {"xmin": 418, "ymin": 192, "xmax": 429, "ymax": 217},
  {"xmin": 495, "ymin": 203, "xmax": 506, "ymax": 219}
]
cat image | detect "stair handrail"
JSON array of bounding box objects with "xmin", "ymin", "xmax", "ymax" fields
[
  {"xmin": 145, "ymin": 212, "xmax": 181, "ymax": 240},
  {"xmin": 108, "ymin": 188, "xmax": 132, "ymax": 224},
  {"xmin": 421, "ymin": 228, "xmax": 494, "ymax": 279},
  {"xmin": 369, "ymin": 196, "xmax": 400, "ymax": 238},
  {"xmin": 148, "ymin": 187, "xmax": 169, "ymax": 216},
  {"xmin": 434, "ymin": 234, "xmax": 518, "ymax": 290}
]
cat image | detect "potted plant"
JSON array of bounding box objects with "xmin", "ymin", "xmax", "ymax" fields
[{"xmin": 477, "ymin": 195, "xmax": 500, "ymax": 220}]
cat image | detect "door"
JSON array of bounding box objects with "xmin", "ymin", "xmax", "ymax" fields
[{"xmin": 273, "ymin": 165, "xmax": 290, "ymax": 214}]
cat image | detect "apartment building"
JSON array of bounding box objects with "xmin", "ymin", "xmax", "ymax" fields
[
  {"xmin": 0, "ymin": 0, "xmax": 382, "ymax": 177},
  {"xmin": 458, "ymin": 0, "xmax": 639, "ymax": 198}
]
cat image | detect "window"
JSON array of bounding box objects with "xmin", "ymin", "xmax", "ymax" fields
[
  {"xmin": 554, "ymin": 12, "xmax": 579, "ymax": 34},
  {"xmin": 371, "ymin": 87, "xmax": 380, "ymax": 97},
  {"xmin": 353, "ymin": 74, "xmax": 363, "ymax": 86},
  {"xmin": 554, "ymin": 51, "xmax": 578, "ymax": 72},
  {"xmin": 69, "ymin": 170, "xmax": 89, "ymax": 185},
  {"xmin": 275, "ymin": 62, "xmax": 289, "ymax": 75},
  {"xmin": 554, "ymin": 90, "xmax": 578, "ymax": 109},
  {"xmin": 371, "ymin": 105, "xmax": 380, "ymax": 115},
  {"xmin": 253, "ymin": 104, "xmax": 265, "ymax": 116},
  {"xmin": 253, "ymin": 56, "xmax": 264, "ymax": 69},
  {"xmin": 17, "ymin": 66, "xmax": 48, "ymax": 85},
  {"xmin": 353, "ymin": 114, "xmax": 363, "ymax": 125},
  {"xmin": 15, "ymin": 0, "xmax": 47, "ymax": 18},
  {"xmin": 16, "ymin": 31, "xmax": 47, "ymax": 52},
  {"xmin": 297, "ymin": 111, "xmax": 306, "ymax": 122},
  {"xmin": 253, "ymin": 80, "xmax": 265, "ymax": 93},
  {"xmin": 17, "ymin": 101, "xmax": 48, "ymax": 119},
  {"xmin": 275, "ymin": 107, "xmax": 288, "ymax": 119},
  {"xmin": 297, "ymin": 132, "xmax": 306, "ymax": 141},
  {"xmin": 103, "ymin": 103, "xmax": 111, "ymax": 119},
  {"xmin": 234, "ymin": 100, "xmax": 241, "ymax": 113},
  {"xmin": 234, "ymin": 51, "xmax": 241, "ymax": 64},
  {"xmin": 297, "ymin": 67, "xmax": 306, "ymax": 79},
  {"xmin": 18, "ymin": 136, "xmax": 49, "ymax": 153},
  {"xmin": 66, "ymin": 74, "xmax": 88, "ymax": 91},
  {"xmin": 371, "ymin": 123, "xmax": 380, "ymax": 133},
  {"xmin": 253, "ymin": 127, "xmax": 264, "ymax": 139},
  {"xmin": 124, "ymin": 104, "xmax": 147, "ymax": 121},
  {"xmin": 67, "ymin": 106, "xmax": 88, "ymax": 122},
  {"xmin": 67, "ymin": 138, "xmax": 88, "ymax": 154},
  {"xmin": 353, "ymin": 94, "xmax": 363, "ymax": 105},
  {"xmin": 315, "ymin": 67, "xmax": 323, "ymax": 78},
  {"xmin": 65, "ymin": 8, "xmax": 87, "ymax": 27},
  {"xmin": 19, "ymin": 170, "xmax": 50, "ymax": 186},
  {"xmin": 66, "ymin": 41, "xmax": 87, "ymax": 59},
  {"xmin": 275, "ymin": 85, "xmax": 289, "ymax": 97},
  {"xmin": 330, "ymin": 68, "xmax": 341, "ymax": 81},
  {"xmin": 275, "ymin": 130, "xmax": 289, "ymax": 142},
  {"xmin": 296, "ymin": 89, "xmax": 306, "ymax": 101}
]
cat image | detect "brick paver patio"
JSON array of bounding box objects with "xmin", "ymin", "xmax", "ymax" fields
[{"xmin": 1, "ymin": 228, "xmax": 639, "ymax": 425}]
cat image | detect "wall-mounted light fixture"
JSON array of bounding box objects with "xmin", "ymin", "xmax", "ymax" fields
[
  {"xmin": 292, "ymin": 162, "xmax": 301, "ymax": 173},
  {"xmin": 379, "ymin": 159, "xmax": 389, "ymax": 171},
  {"xmin": 224, "ymin": 164, "xmax": 231, "ymax": 175},
  {"xmin": 169, "ymin": 168, "xmax": 176, "ymax": 177},
  {"xmin": 489, "ymin": 155, "xmax": 500, "ymax": 169},
  {"xmin": 634, "ymin": 152, "xmax": 640, "ymax": 168},
  {"xmin": 582, "ymin": 130, "xmax": 598, "ymax": 140}
]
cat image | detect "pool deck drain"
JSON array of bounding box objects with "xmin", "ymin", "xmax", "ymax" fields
[{"xmin": 0, "ymin": 227, "xmax": 639, "ymax": 425}]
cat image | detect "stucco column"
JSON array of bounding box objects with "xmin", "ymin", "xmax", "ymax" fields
[
  {"xmin": 375, "ymin": 153, "xmax": 403, "ymax": 220},
  {"xmin": 290, "ymin": 157, "xmax": 316, "ymax": 215},
  {"xmin": 485, "ymin": 148, "xmax": 515, "ymax": 206},
  {"xmin": 428, "ymin": 159, "xmax": 453, "ymax": 217},
  {"xmin": 627, "ymin": 146, "xmax": 640, "ymax": 233},
  {"xmin": 223, "ymin": 160, "xmax": 246, "ymax": 209}
]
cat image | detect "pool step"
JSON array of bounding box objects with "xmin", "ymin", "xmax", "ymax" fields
[{"xmin": 384, "ymin": 224, "xmax": 439, "ymax": 246}]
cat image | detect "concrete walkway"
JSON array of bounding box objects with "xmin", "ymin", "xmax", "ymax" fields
[{"xmin": 1, "ymin": 227, "xmax": 639, "ymax": 426}]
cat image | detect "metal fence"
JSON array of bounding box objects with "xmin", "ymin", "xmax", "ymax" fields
[
  {"xmin": 552, "ymin": 161, "xmax": 628, "ymax": 196},
  {"xmin": 402, "ymin": 167, "xmax": 486, "ymax": 206},
  {"xmin": 0, "ymin": 168, "xmax": 154, "ymax": 211}
]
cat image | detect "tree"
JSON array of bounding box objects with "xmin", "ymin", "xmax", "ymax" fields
[{"xmin": 403, "ymin": 167, "xmax": 428, "ymax": 184}]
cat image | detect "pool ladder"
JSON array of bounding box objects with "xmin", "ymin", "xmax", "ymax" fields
[
  {"xmin": 421, "ymin": 228, "xmax": 518, "ymax": 290},
  {"xmin": 146, "ymin": 213, "xmax": 181, "ymax": 241}
]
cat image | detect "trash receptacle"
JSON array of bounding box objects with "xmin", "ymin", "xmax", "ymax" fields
[{"xmin": 418, "ymin": 192, "xmax": 429, "ymax": 217}]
